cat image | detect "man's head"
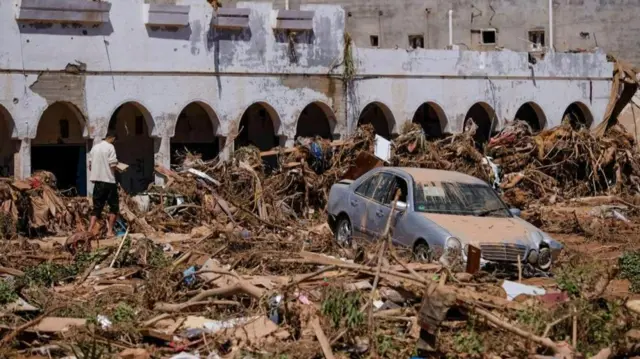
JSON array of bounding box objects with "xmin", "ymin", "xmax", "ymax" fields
[{"xmin": 105, "ymin": 129, "xmax": 117, "ymax": 143}]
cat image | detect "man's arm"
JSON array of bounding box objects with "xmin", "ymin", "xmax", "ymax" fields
[{"xmin": 108, "ymin": 146, "xmax": 118, "ymax": 174}]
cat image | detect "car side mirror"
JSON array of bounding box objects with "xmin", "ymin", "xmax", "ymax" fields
[
  {"xmin": 395, "ymin": 201, "xmax": 408, "ymax": 212},
  {"xmin": 509, "ymin": 208, "xmax": 521, "ymax": 217}
]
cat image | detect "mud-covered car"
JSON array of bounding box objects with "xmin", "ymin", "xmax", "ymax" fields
[{"xmin": 327, "ymin": 167, "xmax": 563, "ymax": 271}]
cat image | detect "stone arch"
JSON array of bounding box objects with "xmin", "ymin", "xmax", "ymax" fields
[
  {"xmin": 464, "ymin": 102, "xmax": 498, "ymax": 146},
  {"xmin": 108, "ymin": 101, "xmax": 155, "ymax": 194},
  {"xmin": 32, "ymin": 102, "xmax": 89, "ymax": 195},
  {"xmin": 563, "ymin": 102, "xmax": 594, "ymax": 129},
  {"xmin": 357, "ymin": 102, "xmax": 395, "ymax": 140},
  {"xmin": 514, "ymin": 102, "xmax": 547, "ymax": 132},
  {"xmin": 412, "ymin": 102, "xmax": 448, "ymax": 138},
  {"xmin": 235, "ymin": 102, "xmax": 282, "ymax": 152},
  {"xmin": 171, "ymin": 101, "xmax": 221, "ymax": 165},
  {"xmin": 295, "ymin": 101, "xmax": 336, "ymax": 140},
  {"xmin": 0, "ymin": 105, "xmax": 17, "ymax": 177}
]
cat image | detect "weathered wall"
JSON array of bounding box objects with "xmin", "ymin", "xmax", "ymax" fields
[
  {"xmin": 257, "ymin": 0, "xmax": 640, "ymax": 65},
  {"xmin": 0, "ymin": 0, "xmax": 614, "ymax": 190}
]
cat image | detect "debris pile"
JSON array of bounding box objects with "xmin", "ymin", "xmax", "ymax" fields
[{"xmin": 0, "ymin": 122, "xmax": 639, "ymax": 358}]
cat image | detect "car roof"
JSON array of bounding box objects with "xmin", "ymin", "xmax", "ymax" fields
[{"xmin": 382, "ymin": 167, "xmax": 486, "ymax": 185}]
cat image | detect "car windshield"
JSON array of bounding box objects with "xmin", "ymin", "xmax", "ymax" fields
[{"xmin": 413, "ymin": 181, "xmax": 511, "ymax": 217}]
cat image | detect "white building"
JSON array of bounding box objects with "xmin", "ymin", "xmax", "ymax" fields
[{"xmin": 0, "ymin": 0, "xmax": 613, "ymax": 195}]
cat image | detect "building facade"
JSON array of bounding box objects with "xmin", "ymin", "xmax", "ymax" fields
[
  {"xmin": 0, "ymin": 0, "xmax": 613, "ymax": 195},
  {"xmin": 253, "ymin": 0, "xmax": 640, "ymax": 65}
]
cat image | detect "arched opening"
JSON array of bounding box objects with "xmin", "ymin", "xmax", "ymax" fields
[
  {"xmin": 514, "ymin": 102, "xmax": 547, "ymax": 132},
  {"xmin": 108, "ymin": 102, "xmax": 154, "ymax": 195},
  {"xmin": 464, "ymin": 102, "xmax": 497, "ymax": 146},
  {"xmin": 171, "ymin": 102, "xmax": 219, "ymax": 166},
  {"xmin": 235, "ymin": 103, "xmax": 280, "ymax": 152},
  {"xmin": 0, "ymin": 106, "xmax": 16, "ymax": 177},
  {"xmin": 295, "ymin": 102, "xmax": 335, "ymax": 140},
  {"xmin": 32, "ymin": 102, "xmax": 88, "ymax": 195},
  {"xmin": 563, "ymin": 102, "xmax": 594, "ymax": 130},
  {"xmin": 357, "ymin": 102, "xmax": 394, "ymax": 140},
  {"xmin": 412, "ymin": 102, "xmax": 447, "ymax": 138}
]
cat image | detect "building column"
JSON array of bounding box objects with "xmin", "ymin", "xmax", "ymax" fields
[
  {"xmin": 154, "ymin": 136, "xmax": 171, "ymax": 185},
  {"xmin": 13, "ymin": 138, "xmax": 31, "ymax": 180},
  {"xmin": 217, "ymin": 136, "xmax": 231, "ymax": 162}
]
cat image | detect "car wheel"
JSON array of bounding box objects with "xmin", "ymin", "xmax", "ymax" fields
[
  {"xmin": 335, "ymin": 216, "xmax": 352, "ymax": 246},
  {"xmin": 413, "ymin": 241, "xmax": 431, "ymax": 263}
]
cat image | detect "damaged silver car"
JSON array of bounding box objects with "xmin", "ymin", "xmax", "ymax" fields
[{"xmin": 327, "ymin": 167, "xmax": 563, "ymax": 271}]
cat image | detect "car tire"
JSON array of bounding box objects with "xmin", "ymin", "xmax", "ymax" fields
[
  {"xmin": 413, "ymin": 241, "xmax": 431, "ymax": 263},
  {"xmin": 334, "ymin": 216, "xmax": 352, "ymax": 246}
]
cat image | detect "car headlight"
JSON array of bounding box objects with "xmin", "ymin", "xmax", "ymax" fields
[
  {"xmin": 445, "ymin": 237, "xmax": 462, "ymax": 254},
  {"xmin": 538, "ymin": 247, "xmax": 552, "ymax": 270}
]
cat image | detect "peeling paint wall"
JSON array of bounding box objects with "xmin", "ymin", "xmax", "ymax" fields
[{"xmin": 0, "ymin": 0, "xmax": 614, "ymax": 186}]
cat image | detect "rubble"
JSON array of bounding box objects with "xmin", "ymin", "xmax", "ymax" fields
[{"xmin": 0, "ymin": 118, "xmax": 639, "ymax": 358}]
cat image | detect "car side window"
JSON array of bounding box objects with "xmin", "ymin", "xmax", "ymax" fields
[
  {"xmin": 383, "ymin": 176, "xmax": 409, "ymax": 205},
  {"xmin": 355, "ymin": 174, "xmax": 381, "ymax": 199},
  {"xmin": 373, "ymin": 173, "xmax": 395, "ymax": 203}
]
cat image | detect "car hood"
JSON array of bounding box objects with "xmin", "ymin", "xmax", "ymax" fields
[{"xmin": 418, "ymin": 212, "xmax": 540, "ymax": 246}]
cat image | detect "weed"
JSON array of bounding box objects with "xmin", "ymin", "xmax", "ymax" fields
[
  {"xmin": 68, "ymin": 330, "xmax": 113, "ymax": 359},
  {"xmin": 515, "ymin": 307, "xmax": 546, "ymax": 334},
  {"xmin": 376, "ymin": 334, "xmax": 398, "ymax": 358},
  {"xmin": 556, "ymin": 261, "xmax": 599, "ymax": 297},
  {"xmin": 619, "ymin": 250, "xmax": 640, "ymax": 293},
  {"xmin": 0, "ymin": 280, "xmax": 18, "ymax": 305},
  {"xmin": 321, "ymin": 287, "xmax": 363, "ymax": 330},
  {"xmin": 453, "ymin": 329, "xmax": 484, "ymax": 356},
  {"xmin": 112, "ymin": 303, "xmax": 136, "ymax": 324}
]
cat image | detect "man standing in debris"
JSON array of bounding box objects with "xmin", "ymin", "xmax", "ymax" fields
[{"xmin": 88, "ymin": 130, "xmax": 119, "ymax": 238}]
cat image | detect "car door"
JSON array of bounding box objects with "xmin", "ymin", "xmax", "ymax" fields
[
  {"xmin": 365, "ymin": 172, "xmax": 396, "ymax": 239},
  {"xmin": 349, "ymin": 173, "xmax": 382, "ymax": 240}
]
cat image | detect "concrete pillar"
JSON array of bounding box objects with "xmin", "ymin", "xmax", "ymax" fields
[
  {"xmin": 13, "ymin": 138, "xmax": 31, "ymax": 180},
  {"xmin": 154, "ymin": 136, "xmax": 170, "ymax": 185},
  {"xmin": 217, "ymin": 136, "xmax": 231, "ymax": 162},
  {"xmin": 86, "ymin": 138, "xmax": 99, "ymax": 196}
]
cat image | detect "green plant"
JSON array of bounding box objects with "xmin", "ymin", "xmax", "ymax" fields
[
  {"xmin": 619, "ymin": 250, "xmax": 640, "ymax": 293},
  {"xmin": 0, "ymin": 280, "xmax": 18, "ymax": 305},
  {"xmin": 321, "ymin": 287, "xmax": 363, "ymax": 330},
  {"xmin": 342, "ymin": 33, "xmax": 355, "ymax": 83},
  {"xmin": 556, "ymin": 261, "xmax": 599, "ymax": 297},
  {"xmin": 111, "ymin": 303, "xmax": 135, "ymax": 324},
  {"xmin": 452, "ymin": 329, "xmax": 484, "ymax": 356},
  {"xmin": 376, "ymin": 334, "xmax": 398, "ymax": 357},
  {"xmin": 69, "ymin": 330, "xmax": 113, "ymax": 359}
]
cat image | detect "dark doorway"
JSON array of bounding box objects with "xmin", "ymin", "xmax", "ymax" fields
[
  {"xmin": 563, "ymin": 102, "xmax": 593, "ymax": 130},
  {"xmin": 514, "ymin": 102, "xmax": 546, "ymax": 132},
  {"xmin": 295, "ymin": 103, "xmax": 334, "ymax": 140},
  {"xmin": 464, "ymin": 103, "xmax": 496, "ymax": 146},
  {"xmin": 235, "ymin": 103, "xmax": 279, "ymax": 151},
  {"xmin": 358, "ymin": 102, "xmax": 393, "ymax": 139},
  {"xmin": 31, "ymin": 102, "xmax": 87, "ymax": 195},
  {"xmin": 0, "ymin": 107, "xmax": 16, "ymax": 177},
  {"xmin": 412, "ymin": 102, "xmax": 447, "ymax": 138},
  {"xmin": 171, "ymin": 102, "xmax": 219, "ymax": 166},
  {"xmin": 108, "ymin": 102, "xmax": 154, "ymax": 195}
]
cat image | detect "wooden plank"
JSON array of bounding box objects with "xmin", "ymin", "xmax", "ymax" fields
[
  {"xmin": 148, "ymin": 4, "xmax": 189, "ymax": 14},
  {"xmin": 259, "ymin": 140, "xmax": 345, "ymax": 157}
]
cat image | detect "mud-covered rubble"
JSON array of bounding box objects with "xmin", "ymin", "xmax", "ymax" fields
[{"xmin": 0, "ymin": 122, "xmax": 640, "ymax": 358}]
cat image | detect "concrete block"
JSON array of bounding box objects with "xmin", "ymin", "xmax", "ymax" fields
[
  {"xmin": 213, "ymin": 8, "xmax": 250, "ymax": 29},
  {"xmin": 275, "ymin": 10, "xmax": 313, "ymax": 31},
  {"xmin": 144, "ymin": 4, "xmax": 189, "ymax": 27},
  {"xmin": 17, "ymin": 0, "xmax": 111, "ymax": 24}
]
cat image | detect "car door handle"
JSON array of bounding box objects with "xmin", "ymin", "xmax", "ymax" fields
[{"xmin": 376, "ymin": 209, "xmax": 384, "ymax": 217}]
